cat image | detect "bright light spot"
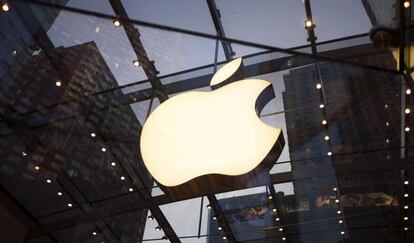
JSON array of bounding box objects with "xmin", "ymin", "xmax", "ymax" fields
[
  {"xmin": 113, "ymin": 19, "xmax": 121, "ymax": 27},
  {"xmin": 128, "ymin": 187, "xmax": 134, "ymax": 192},
  {"xmin": 407, "ymin": 88, "xmax": 412, "ymax": 95},
  {"xmin": 319, "ymin": 104, "xmax": 325, "ymax": 109},
  {"xmin": 324, "ymin": 135, "xmax": 330, "ymax": 141},
  {"xmin": 278, "ymin": 228, "xmax": 283, "ymax": 232},
  {"xmin": 305, "ymin": 20, "xmax": 313, "ymax": 27},
  {"xmin": 337, "ymin": 210, "xmax": 341, "ymax": 214},
  {"xmin": 67, "ymin": 203, "xmax": 73, "ymax": 207},
  {"xmin": 316, "ymin": 83, "xmax": 322, "ymax": 89},
  {"xmin": 111, "ymin": 162, "xmax": 116, "ymax": 166},
  {"xmin": 405, "ymin": 108, "xmax": 411, "ymax": 114},
  {"xmin": 57, "ymin": 192, "xmax": 63, "ymax": 196},
  {"xmin": 404, "ymin": 180, "xmax": 409, "ymax": 185},
  {"xmin": 90, "ymin": 132, "xmax": 96, "ymax": 137},
  {"xmin": 322, "ymin": 120, "xmax": 327, "ymax": 125},
  {"xmin": 46, "ymin": 179, "xmax": 52, "ymax": 184},
  {"xmin": 55, "ymin": 81, "xmax": 62, "ymax": 87},
  {"xmin": 34, "ymin": 165, "xmax": 40, "ymax": 171},
  {"xmin": 2, "ymin": 3, "xmax": 9, "ymax": 11},
  {"xmin": 338, "ymin": 220, "xmax": 343, "ymax": 224},
  {"xmin": 101, "ymin": 147, "xmax": 106, "ymax": 152},
  {"xmin": 120, "ymin": 176, "xmax": 125, "ymax": 181},
  {"xmin": 404, "ymin": 1, "xmax": 410, "ymax": 8},
  {"xmin": 133, "ymin": 60, "xmax": 140, "ymax": 67},
  {"xmin": 327, "ymin": 151, "xmax": 332, "ymax": 156}
]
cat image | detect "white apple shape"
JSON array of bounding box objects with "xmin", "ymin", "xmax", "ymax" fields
[{"xmin": 140, "ymin": 57, "xmax": 282, "ymax": 187}]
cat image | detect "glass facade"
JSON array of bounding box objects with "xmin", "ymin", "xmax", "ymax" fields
[{"xmin": 0, "ymin": 0, "xmax": 413, "ymax": 242}]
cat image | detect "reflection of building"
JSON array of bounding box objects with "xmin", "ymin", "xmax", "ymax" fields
[
  {"xmin": 0, "ymin": 0, "xmax": 69, "ymax": 79},
  {"xmin": 282, "ymin": 45, "xmax": 405, "ymax": 241},
  {"xmin": 0, "ymin": 41, "xmax": 150, "ymax": 242}
]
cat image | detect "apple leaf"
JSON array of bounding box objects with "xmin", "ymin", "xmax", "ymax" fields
[{"xmin": 210, "ymin": 57, "xmax": 242, "ymax": 86}]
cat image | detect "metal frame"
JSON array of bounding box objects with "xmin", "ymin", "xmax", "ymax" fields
[{"xmin": 2, "ymin": 0, "xmax": 412, "ymax": 242}]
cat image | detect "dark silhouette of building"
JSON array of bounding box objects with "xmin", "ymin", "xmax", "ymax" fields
[{"xmin": 0, "ymin": 41, "xmax": 151, "ymax": 242}]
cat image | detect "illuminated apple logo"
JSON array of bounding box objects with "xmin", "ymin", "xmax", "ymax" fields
[{"xmin": 140, "ymin": 58, "xmax": 284, "ymax": 195}]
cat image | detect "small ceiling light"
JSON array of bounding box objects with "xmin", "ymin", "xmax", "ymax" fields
[
  {"xmin": 384, "ymin": 104, "xmax": 389, "ymax": 109},
  {"xmin": 337, "ymin": 210, "xmax": 341, "ymax": 214},
  {"xmin": 275, "ymin": 217, "xmax": 280, "ymax": 221},
  {"xmin": 12, "ymin": 49, "xmax": 17, "ymax": 55},
  {"xmin": 111, "ymin": 162, "xmax": 116, "ymax": 166},
  {"xmin": 322, "ymin": 120, "xmax": 327, "ymax": 125},
  {"xmin": 327, "ymin": 151, "xmax": 332, "ymax": 156},
  {"xmin": 305, "ymin": 20, "xmax": 313, "ymax": 28},
  {"xmin": 278, "ymin": 228, "xmax": 283, "ymax": 232},
  {"xmin": 113, "ymin": 19, "xmax": 121, "ymax": 27},
  {"xmin": 222, "ymin": 236, "xmax": 227, "ymax": 240},
  {"xmin": 218, "ymin": 226, "xmax": 222, "ymax": 231},
  {"xmin": 67, "ymin": 203, "xmax": 73, "ymax": 207},
  {"xmin": 404, "ymin": 1, "xmax": 410, "ymax": 8},
  {"xmin": 338, "ymin": 219, "xmax": 343, "ymax": 224},
  {"xmin": 22, "ymin": 151, "xmax": 27, "ymax": 156},
  {"xmin": 404, "ymin": 216, "xmax": 408, "ymax": 221},
  {"xmin": 385, "ymin": 121, "xmax": 390, "ymax": 127},
  {"xmin": 385, "ymin": 139, "xmax": 390, "ymax": 144},
  {"xmin": 404, "ymin": 205, "xmax": 409, "ymax": 209},
  {"xmin": 128, "ymin": 187, "xmax": 134, "ymax": 192},
  {"xmin": 90, "ymin": 132, "xmax": 96, "ymax": 137},
  {"xmin": 404, "ymin": 193, "xmax": 409, "ymax": 198},
  {"xmin": 324, "ymin": 135, "xmax": 330, "ymax": 141},
  {"xmin": 120, "ymin": 176, "xmax": 125, "ymax": 181},
  {"xmin": 316, "ymin": 83, "xmax": 322, "ymax": 89},
  {"xmin": 2, "ymin": 3, "xmax": 9, "ymax": 11},
  {"xmin": 148, "ymin": 215, "xmax": 154, "ymax": 220},
  {"xmin": 34, "ymin": 165, "xmax": 40, "ymax": 171},
  {"xmin": 407, "ymin": 88, "xmax": 412, "ymax": 95},
  {"xmin": 405, "ymin": 108, "xmax": 411, "ymax": 114},
  {"xmin": 405, "ymin": 127, "xmax": 410, "ymax": 132},
  {"xmin": 57, "ymin": 192, "xmax": 63, "ymax": 196},
  {"xmin": 340, "ymin": 231, "xmax": 345, "ymax": 235},
  {"xmin": 155, "ymin": 226, "xmax": 161, "ymax": 231},
  {"xmin": 404, "ymin": 180, "xmax": 409, "ymax": 185},
  {"xmin": 207, "ymin": 204, "xmax": 212, "ymax": 209},
  {"xmin": 404, "ymin": 227, "xmax": 408, "ymax": 231},
  {"xmin": 282, "ymin": 237, "xmax": 286, "ymax": 241},
  {"xmin": 268, "ymin": 195, "xmax": 273, "ymax": 200},
  {"xmin": 46, "ymin": 179, "xmax": 52, "ymax": 184},
  {"xmin": 92, "ymin": 232, "xmax": 97, "ymax": 236},
  {"xmin": 101, "ymin": 147, "xmax": 106, "ymax": 152},
  {"xmin": 333, "ymin": 187, "xmax": 338, "ymax": 191},
  {"xmin": 212, "ymin": 216, "xmax": 217, "ymax": 220},
  {"xmin": 55, "ymin": 81, "xmax": 62, "ymax": 87},
  {"xmin": 272, "ymin": 208, "xmax": 277, "ymax": 212},
  {"xmin": 133, "ymin": 60, "xmax": 140, "ymax": 67},
  {"xmin": 335, "ymin": 199, "xmax": 340, "ymax": 203},
  {"xmin": 319, "ymin": 104, "xmax": 325, "ymax": 109}
]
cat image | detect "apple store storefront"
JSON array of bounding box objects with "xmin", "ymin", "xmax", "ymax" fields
[{"xmin": 0, "ymin": 0, "xmax": 413, "ymax": 242}]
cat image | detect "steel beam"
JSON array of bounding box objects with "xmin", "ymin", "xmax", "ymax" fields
[
  {"xmin": 206, "ymin": 0, "xmax": 234, "ymax": 60},
  {"xmin": 108, "ymin": 0, "xmax": 168, "ymax": 102},
  {"xmin": 207, "ymin": 195, "xmax": 237, "ymax": 242}
]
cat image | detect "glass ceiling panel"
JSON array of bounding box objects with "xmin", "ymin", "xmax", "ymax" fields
[
  {"xmin": 138, "ymin": 25, "xmax": 226, "ymax": 75},
  {"xmin": 215, "ymin": 0, "xmax": 308, "ymax": 56},
  {"xmin": 121, "ymin": 0, "xmax": 216, "ymax": 34},
  {"xmin": 46, "ymin": 2, "xmax": 148, "ymax": 86},
  {"xmin": 310, "ymin": 0, "xmax": 372, "ymax": 42}
]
